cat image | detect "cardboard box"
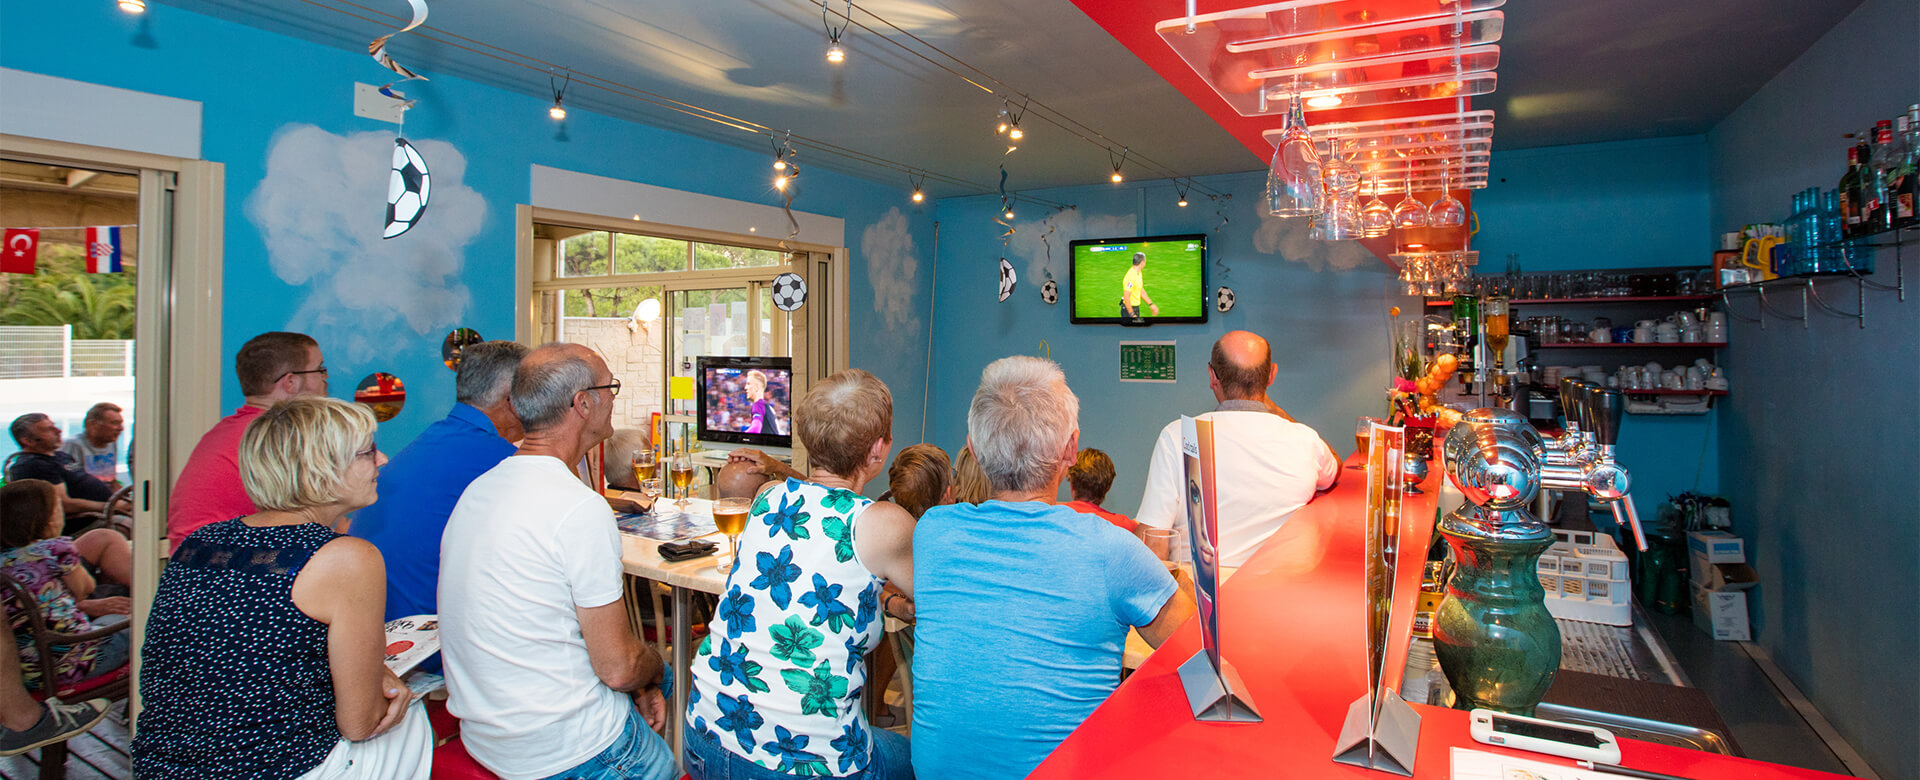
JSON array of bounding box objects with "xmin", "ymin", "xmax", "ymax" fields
[
  {"xmin": 1692, "ymin": 584, "xmax": 1751, "ymax": 641},
  {"xmin": 1690, "ymin": 555, "xmax": 1760, "ymax": 590},
  {"xmin": 1687, "ymin": 530, "xmax": 1745, "ymax": 564}
]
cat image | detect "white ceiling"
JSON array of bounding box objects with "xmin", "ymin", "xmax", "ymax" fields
[{"xmin": 154, "ymin": 0, "xmax": 1865, "ymax": 197}]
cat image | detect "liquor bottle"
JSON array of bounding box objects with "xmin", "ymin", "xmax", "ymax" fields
[
  {"xmin": 1894, "ymin": 106, "xmax": 1919, "ymax": 228},
  {"xmin": 1839, "ymin": 145, "xmax": 1864, "ymax": 238},
  {"xmin": 1863, "ymin": 120, "xmax": 1897, "ymax": 233}
]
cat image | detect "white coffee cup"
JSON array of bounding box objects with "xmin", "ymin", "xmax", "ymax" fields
[
  {"xmin": 1656, "ymin": 324, "xmax": 1679, "ymax": 343},
  {"xmin": 1685, "ymin": 367, "xmax": 1705, "ymax": 390},
  {"xmin": 1589, "ymin": 328, "xmax": 1612, "ymax": 343},
  {"xmin": 1634, "ymin": 326, "xmax": 1654, "ymax": 343},
  {"xmin": 1682, "ymin": 327, "xmax": 1703, "ymax": 343}
]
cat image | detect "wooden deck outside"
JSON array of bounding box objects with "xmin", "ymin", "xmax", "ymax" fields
[{"xmin": 0, "ymin": 703, "xmax": 128, "ymax": 780}]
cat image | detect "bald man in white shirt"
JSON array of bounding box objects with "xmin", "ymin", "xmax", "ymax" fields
[{"xmin": 1133, "ymin": 330, "xmax": 1340, "ymax": 567}]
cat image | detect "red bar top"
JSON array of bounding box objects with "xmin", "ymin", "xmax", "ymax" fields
[{"xmin": 1030, "ymin": 454, "xmax": 1844, "ymax": 779}]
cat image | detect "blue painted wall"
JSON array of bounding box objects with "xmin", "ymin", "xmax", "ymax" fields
[
  {"xmin": 0, "ymin": 0, "xmax": 936, "ymax": 460},
  {"xmin": 926, "ymin": 173, "xmax": 1401, "ymax": 514},
  {"xmin": 1472, "ymin": 136, "xmax": 1720, "ymax": 528},
  {"xmin": 1705, "ymin": 0, "xmax": 1919, "ymax": 775}
]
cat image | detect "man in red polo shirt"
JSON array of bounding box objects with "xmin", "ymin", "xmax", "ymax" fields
[{"xmin": 166, "ymin": 331, "xmax": 329, "ymax": 544}]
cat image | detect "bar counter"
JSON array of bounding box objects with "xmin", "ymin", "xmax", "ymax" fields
[{"xmin": 1028, "ymin": 453, "xmax": 1844, "ymax": 779}]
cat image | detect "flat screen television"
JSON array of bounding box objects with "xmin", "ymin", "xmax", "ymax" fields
[
  {"xmin": 696, "ymin": 356, "xmax": 794, "ymax": 448},
  {"xmin": 1069, "ymin": 233, "xmax": 1209, "ymax": 325}
]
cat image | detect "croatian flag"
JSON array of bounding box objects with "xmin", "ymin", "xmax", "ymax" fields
[{"xmin": 85, "ymin": 227, "xmax": 122, "ymax": 273}]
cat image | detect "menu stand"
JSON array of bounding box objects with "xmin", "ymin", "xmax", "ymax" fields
[
  {"xmin": 1330, "ymin": 421, "xmax": 1423, "ymax": 775},
  {"xmin": 1177, "ymin": 416, "xmax": 1263, "ymax": 724},
  {"xmin": 1331, "ymin": 688, "xmax": 1421, "ymax": 775}
]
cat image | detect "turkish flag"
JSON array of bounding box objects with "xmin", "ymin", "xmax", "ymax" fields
[{"xmin": 2, "ymin": 229, "xmax": 38, "ymax": 274}]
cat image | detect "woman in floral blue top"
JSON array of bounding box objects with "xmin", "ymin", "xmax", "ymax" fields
[{"xmin": 685, "ymin": 369, "xmax": 918, "ymax": 779}]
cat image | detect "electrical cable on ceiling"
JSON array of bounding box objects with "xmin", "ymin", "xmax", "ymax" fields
[
  {"xmin": 806, "ymin": 0, "xmax": 1227, "ymax": 199},
  {"xmin": 300, "ymin": 0, "xmax": 1072, "ymax": 209}
]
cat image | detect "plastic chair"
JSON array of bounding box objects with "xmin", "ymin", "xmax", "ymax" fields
[{"xmin": 0, "ymin": 572, "xmax": 130, "ymax": 780}]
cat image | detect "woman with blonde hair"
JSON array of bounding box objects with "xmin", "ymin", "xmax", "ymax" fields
[
  {"xmin": 950, "ymin": 446, "xmax": 992, "ymax": 505},
  {"xmin": 133, "ymin": 397, "xmax": 431, "ymax": 778}
]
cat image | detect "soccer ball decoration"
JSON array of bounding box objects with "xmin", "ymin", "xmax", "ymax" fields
[
  {"xmin": 997, "ymin": 258, "xmax": 1017, "ymax": 302},
  {"xmin": 771, "ymin": 272, "xmax": 808, "ymax": 311},
  {"xmin": 1216, "ymin": 285, "xmax": 1236, "ymax": 313},
  {"xmin": 384, "ymin": 138, "xmax": 431, "ymax": 239},
  {"xmin": 1040, "ymin": 279, "xmax": 1058, "ymax": 304}
]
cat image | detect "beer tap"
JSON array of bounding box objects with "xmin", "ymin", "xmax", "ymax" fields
[
  {"xmin": 1538, "ymin": 386, "xmax": 1648, "ymax": 551},
  {"xmin": 1541, "ymin": 378, "xmax": 1592, "ymax": 467}
]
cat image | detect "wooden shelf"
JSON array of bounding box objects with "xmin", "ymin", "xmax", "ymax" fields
[{"xmin": 1535, "ymin": 342, "xmax": 1726, "ymax": 349}]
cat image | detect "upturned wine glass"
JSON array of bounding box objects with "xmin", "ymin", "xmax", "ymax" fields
[
  {"xmin": 1361, "ymin": 178, "xmax": 1394, "ymax": 237},
  {"xmin": 1392, "ymin": 175, "xmax": 1429, "ymax": 229},
  {"xmin": 1428, "ymin": 167, "xmax": 1467, "ymax": 228}
]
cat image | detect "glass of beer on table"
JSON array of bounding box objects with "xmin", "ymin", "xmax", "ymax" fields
[
  {"xmin": 671, "ymin": 452, "xmax": 697, "ymax": 510},
  {"xmin": 713, "ymin": 497, "xmax": 751, "ymax": 574},
  {"xmin": 632, "ymin": 448, "xmax": 658, "ymax": 487},
  {"xmin": 639, "ymin": 478, "xmax": 663, "ymax": 511}
]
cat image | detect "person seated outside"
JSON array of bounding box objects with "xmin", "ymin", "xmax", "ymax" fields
[
  {"xmin": 0, "ymin": 480, "xmax": 133, "ymax": 693},
  {"xmin": 351, "ymin": 341, "xmax": 529, "ymax": 660},
  {"xmin": 1059, "ymin": 448, "xmax": 1136, "ymax": 533},
  {"xmin": 6, "ymin": 415, "xmax": 129, "ymax": 535},
  {"xmin": 439, "ymin": 343, "xmax": 675, "ymax": 780},
  {"xmin": 684, "ymin": 369, "xmax": 917, "ymax": 780},
  {"xmin": 911, "ymin": 356, "xmax": 1194, "ymax": 780},
  {"xmin": 133, "ymin": 398, "xmax": 431, "ymax": 778},
  {"xmin": 948, "ymin": 446, "xmax": 992, "ymax": 504},
  {"xmin": 1134, "ymin": 331, "xmax": 1340, "ymax": 568},
  {"xmin": 58, "ymin": 403, "xmax": 124, "ymax": 487},
  {"xmin": 168, "ymin": 331, "xmax": 329, "ymax": 545},
  {"xmin": 0, "ymin": 634, "xmax": 112, "ymax": 757}
]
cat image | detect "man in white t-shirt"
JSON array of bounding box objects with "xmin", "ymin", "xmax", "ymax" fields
[
  {"xmin": 59, "ymin": 402, "xmax": 124, "ymax": 486},
  {"xmin": 1134, "ymin": 331, "xmax": 1341, "ymax": 568},
  {"xmin": 439, "ymin": 343, "xmax": 675, "ymax": 780}
]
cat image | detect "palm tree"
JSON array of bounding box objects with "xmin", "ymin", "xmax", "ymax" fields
[{"xmin": 1, "ymin": 271, "xmax": 136, "ymax": 339}]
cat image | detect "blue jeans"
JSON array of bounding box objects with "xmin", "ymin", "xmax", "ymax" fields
[
  {"xmin": 685, "ymin": 724, "xmax": 912, "ymax": 780},
  {"xmin": 536, "ymin": 704, "xmax": 677, "ymax": 780}
]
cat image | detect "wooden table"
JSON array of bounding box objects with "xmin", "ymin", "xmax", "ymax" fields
[
  {"xmin": 1030, "ymin": 454, "xmax": 1847, "ymax": 779},
  {"xmin": 617, "ymin": 496, "xmax": 729, "ymax": 771}
]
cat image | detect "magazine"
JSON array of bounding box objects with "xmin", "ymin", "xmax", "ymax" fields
[{"xmin": 383, "ymin": 614, "xmax": 440, "ymax": 677}]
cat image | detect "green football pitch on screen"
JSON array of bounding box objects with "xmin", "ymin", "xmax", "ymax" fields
[{"xmin": 1071, "ymin": 240, "xmax": 1206, "ymax": 320}]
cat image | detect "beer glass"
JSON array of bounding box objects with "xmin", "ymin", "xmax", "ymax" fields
[
  {"xmin": 713, "ymin": 497, "xmax": 751, "ymax": 574},
  {"xmin": 632, "ymin": 448, "xmax": 657, "ymax": 488},
  {"xmin": 670, "ymin": 453, "xmax": 696, "ymax": 510}
]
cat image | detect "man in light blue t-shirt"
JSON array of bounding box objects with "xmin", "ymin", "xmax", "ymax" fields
[{"xmin": 912, "ymin": 356, "xmax": 1195, "ymax": 780}]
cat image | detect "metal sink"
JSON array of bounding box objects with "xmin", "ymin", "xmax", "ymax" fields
[{"xmin": 1537, "ymin": 702, "xmax": 1734, "ymax": 755}]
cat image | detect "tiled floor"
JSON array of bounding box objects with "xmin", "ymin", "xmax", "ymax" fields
[{"xmin": 0, "ymin": 702, "xmax": 129, "ymax": 780}]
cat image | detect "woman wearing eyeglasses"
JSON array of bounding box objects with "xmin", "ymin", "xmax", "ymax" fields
[{"xmin": 133, "ymin": 397, "xmax": 433, "ymax": 779}]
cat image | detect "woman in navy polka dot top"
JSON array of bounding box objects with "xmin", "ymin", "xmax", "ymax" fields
[{"xmin": 132, "ymin": 398, "xmax": 433, "ymax": 778}]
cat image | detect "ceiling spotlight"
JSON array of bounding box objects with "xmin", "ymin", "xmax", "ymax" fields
[
  {"xmin": 1108, "ymin": 147, "xmax": 1130, "ymax": 185},
  {"xmin": 1005, "ymin": 209, "xmax": 1016, "ymax": 219},
  {"xmin": 775, "ymin": 175, "xmax": 790, "ymax": 191},
  {"xmin": 907, "ymin": 171, "xmax": 927, "ymax": 204},
  {"xmin": 118, "ymin": 0, "xmax": 145, "ymax": 11},
  {"xmin": 1111, "ymin": 171, "xmax": 1124, "ymax": 183},
  {"xmin": 774, "ymin": 158, "xmax": 787, "ymax": 171},
  {"xmin": 1178, "ymin": 197, "xmax": 1189, "ymax": 207},
  {"xmin": 912, "ymin": 190, "xmax": 924, "ymax": 203},
  {"xmin": 823, "ymin": 0, "xmax": 851, "ymax": 65},
  {"xmin": 548, "ymin": 69, "xmax": 571, "ymax": 121},
  {"xmin": 1176, "ymin": 178, "xmax": 1192, "ymax": 207},
  {"xmin": 1008, "ymin": 123, "xmax": 1024, "ymax": 141}
]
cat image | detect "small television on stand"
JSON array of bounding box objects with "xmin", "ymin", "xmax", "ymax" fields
[
  {"xmin": 1069, "ymin": 233, "xmax": 1209, "ymax": 325},
  {"xmin": 695, "ymin": 356, "xmax": 795, "ymax": 457}
]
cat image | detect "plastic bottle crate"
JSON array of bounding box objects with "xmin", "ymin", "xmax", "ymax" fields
[{"xmin": 1537, "ymin": 529, "xmax": 1631, "ymax": 626}]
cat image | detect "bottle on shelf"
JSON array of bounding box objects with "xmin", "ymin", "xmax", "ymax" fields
[
  {"xmin": 1820, "ymin": 189, "xmax": 1852, "ymax": 272},
  {"xmin": 1864, "ymin": 119, "xmax": 1898, "ymax": 233},
  {"xmin": 1894, "ymin": 106, "xmax": 1918, "ymax": 228},
  {"xmin": 1840, "ymin": 143, "xmax": 1865, "ymax": 237}
]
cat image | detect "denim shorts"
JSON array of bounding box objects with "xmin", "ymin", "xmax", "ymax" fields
[{"xmin": 536, "ymin": 704, "xmax": 677, "ymax": 780}]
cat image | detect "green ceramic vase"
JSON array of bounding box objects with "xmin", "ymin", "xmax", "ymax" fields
[{"xmin": 1431, "ymin": 504, "xmax": 1560, "ymax": 715}]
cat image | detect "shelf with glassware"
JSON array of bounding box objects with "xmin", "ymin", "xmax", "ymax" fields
[
  {"xmin": 1423, "ymin": 287, "xmax": 1729, "ymax": 415},
  {"xmin": 1716, "ymin": 224, "xmax": 1910, "ymax": 329}
]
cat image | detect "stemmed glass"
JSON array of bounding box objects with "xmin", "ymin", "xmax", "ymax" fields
[
  {"xmin": 639, "ymin": 477, "xmax": 663, "ymax": 515},
  {"xmin": 1266, "ymin": 89, "xmax": 1323, "ymax": 218},
  {"xmin": 1360, "ymin": 177, "xmax": 1394, "ymax": 238},
  {"xmin": 1428, "ymin": 166, "xmax": 1467, "ymax": 228},
  {"xmin": 712, "ymin": 497, "xmax": 750, "ymax": 574},
  {"xmin": 631, "ymin": 448, "xmax": 657, "ymax": 490},
  {"xmin": 670, "ymin": 451, "xmax": 696, "ymax": 511},
  {"xmin": 1392, "ymin": 175, "xmax": 1428, "ymax": 229}
]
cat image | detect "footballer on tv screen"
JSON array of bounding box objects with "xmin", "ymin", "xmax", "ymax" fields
[{"xmin": 1068, "ymin": 234, "xmax": 1208, "ymax": 324}]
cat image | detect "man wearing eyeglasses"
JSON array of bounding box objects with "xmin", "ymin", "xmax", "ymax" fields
[
  {"xmin": 440, "ymin": 343, "xmax": 675, "ymax": 780},
  {"xmin": 167, "ymin": 331, "xmax": 329, "ymax": 545}
]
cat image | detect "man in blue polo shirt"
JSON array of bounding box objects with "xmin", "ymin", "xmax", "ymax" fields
[{"xmin": 353, "ymin": 341, "xmax": 529, "ymax": 669}]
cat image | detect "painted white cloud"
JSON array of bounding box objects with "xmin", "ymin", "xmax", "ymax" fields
[
  {"xmin": 861, "ymin": 208, "xmax": 920, "ymax": 341},
  {"xmin": 1251, "ymin": 209, "xmax": 1375, "ymax": 272},
  {"xmin": 245, "ymin": 124, "xmax": 487, "ymax": 364},
  {"xmin": 1005, "ymin": 209, "xmax": 1137, "ymax": 287}
]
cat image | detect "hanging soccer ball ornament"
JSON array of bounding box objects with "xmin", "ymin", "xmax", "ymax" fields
[
  {"xmin": 384, "ymin": 138, "xmax": 431, "ymax": 239},
  {"xmin": 1216, "ymin": 285, "xmax": 1236, "ymax": 313},
  {"xmin": 1040, "ymin": 279, "xmax": 1058, "ymax": 304},
  {"xmin": 770, "ymin": 272, "xmax": 808, "ymax": 311},
  {"xmin": 997, "ymin": 257, "xmax": 1017, "ymax": 302}
]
